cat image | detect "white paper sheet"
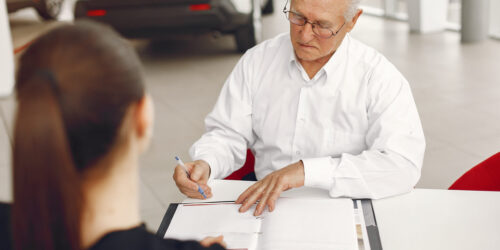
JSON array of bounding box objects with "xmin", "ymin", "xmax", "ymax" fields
[
  {"xmin": 259, "ymin": 198, "xmax": 358, "ymax": 250},
  {"xmin": 165, "ymin": 203, "xmax": 261, "ymax": 249},
  {"xmin": 165, "ymin": 198, "xmax": 357, "ymax": 250}
]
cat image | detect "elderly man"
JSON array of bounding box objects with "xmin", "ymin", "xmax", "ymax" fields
[{"xmin": 173, "ymin": 0, "xmax": 425, "ymax": 216}]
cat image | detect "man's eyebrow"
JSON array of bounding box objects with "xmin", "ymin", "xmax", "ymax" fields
[
  {"xmin": 317, "ymin": 19, "xmax": 333, "ymax": 26},
  {"xmin": 290, "ymin": 8, "xmax": 333, "ymax": 26},
  {"xmin": 290, "ymin": 7, "xmax": 302, "ymax": 15}
]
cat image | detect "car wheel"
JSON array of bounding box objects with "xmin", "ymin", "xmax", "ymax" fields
[
  {"xmin": 235, "ymin": 1, "xmax": 263, "ymax": 53},
  {"xmin": 262, "ymin": 0, "xmax": 274, "ymax": 15},
  {"xmin": 36, "ymin": 0, "xmax": 64, "ymax": 20}
]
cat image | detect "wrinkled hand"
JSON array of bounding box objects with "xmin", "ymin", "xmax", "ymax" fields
[
  {"xmin": 173, "ymin": 160, "xmax": 213, "ymax": 199},
  {"xmin": 235, "ymin": 161, "xmax": 305, "ymax": 216},
  {"xmin": 200, "ymin": 235, "xmax": 226, "ymax": 248}
]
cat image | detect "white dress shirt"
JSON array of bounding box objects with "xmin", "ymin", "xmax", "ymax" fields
[{"xmin": 190, "ymin": 33, "xmax": 425, "ymax": 199}]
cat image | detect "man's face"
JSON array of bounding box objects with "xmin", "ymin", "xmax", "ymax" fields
[{"xmin": 290, "ymin": 0, "xmax": 352, "ymax": 63}]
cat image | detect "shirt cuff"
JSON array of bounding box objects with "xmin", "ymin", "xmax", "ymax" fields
[
  {"xmin": 302, "ymin": 157, "xmax": 340, "ymax": 190},
  {"xmin": 191, "ymin": 154, "xmax": 219, "ymax": 181}
]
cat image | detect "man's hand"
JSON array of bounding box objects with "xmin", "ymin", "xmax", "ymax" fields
[
  {"xmin": 173, "ymin": 160, "xmax": 213, "ymax": 199},
  {"xmin": 235, "ymin": 161, "xmax": 305, "ymax": 216},
  {"xmin": 200, "ymin": 235, "xmax": 226, "ymax": 248}
]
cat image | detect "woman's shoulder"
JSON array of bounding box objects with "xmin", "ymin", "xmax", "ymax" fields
[{"xmin": 90, "ymin": 225, "xmax": 224, "ymax": 250}]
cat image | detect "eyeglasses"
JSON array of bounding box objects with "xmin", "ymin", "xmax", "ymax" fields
[{"xmin": 283, "ymin": 1, "xmax": 345, "ymax": 39}]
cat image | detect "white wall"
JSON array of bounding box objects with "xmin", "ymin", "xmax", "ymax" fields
[{"xmin": 0, "ymin": 0, "xmax": 15, "ymax": 97}]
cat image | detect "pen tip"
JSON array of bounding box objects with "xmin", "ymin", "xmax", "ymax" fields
[{"xmin": 174, "ymin": 156, "xmax": 179, "ymax": 161}]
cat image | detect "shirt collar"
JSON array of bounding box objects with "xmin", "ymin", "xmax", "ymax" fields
[{"xmin": 322, "ymin": 33, "xmax": 350, "ymax": 78}]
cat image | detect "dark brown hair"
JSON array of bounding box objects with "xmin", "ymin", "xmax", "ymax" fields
[{"xmin": 12, "ymin": 21, "xmax": 145, "ymax": 250}]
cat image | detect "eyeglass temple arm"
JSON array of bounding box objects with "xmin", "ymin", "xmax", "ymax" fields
[{"xmin": 283, "ymin": 0, "xmax": 289, "ymax": 12}]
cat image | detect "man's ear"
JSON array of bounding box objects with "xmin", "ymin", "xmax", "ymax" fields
[
  {"xmin": 347, "ymin": 9, "xmax": 363, "ymax": 31},
  {"xmin": 134, "ymin": 94, "xmax": 154, "ymax": 141}
]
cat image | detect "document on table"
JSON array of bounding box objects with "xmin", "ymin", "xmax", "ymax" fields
[{"xmin": 164, "ymin": 198, "xmax": 358, "ymax": 250}]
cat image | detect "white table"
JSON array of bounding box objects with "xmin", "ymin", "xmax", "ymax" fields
[
  {"xmin": 373, "ymin": 188, "xmax": 500, "ymax": 250},
  {"xmin": 185, "ymin": 180, "xmax": 500, "ymax": 250}
]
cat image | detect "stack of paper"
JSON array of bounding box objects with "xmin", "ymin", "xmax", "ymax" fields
[{"xmin": 165, "ymin": 198, "xmax": 358, "ymax": 250}]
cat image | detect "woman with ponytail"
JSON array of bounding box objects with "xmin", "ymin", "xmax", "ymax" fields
[{"xmin": 6, "ymin": 21, "xmax": 225, "ymax": 250}]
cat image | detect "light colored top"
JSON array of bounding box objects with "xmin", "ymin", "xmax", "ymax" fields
[{"xmin": 190, "ymin": 32, "xmax": 425, "ymax": 199}]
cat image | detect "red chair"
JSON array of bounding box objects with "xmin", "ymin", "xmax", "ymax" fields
[
  {"xmin": 224, "ymin": 149, "xmax": 255, "ymax": 180},
  {"xmin": 449, "ymin": 152, "xmax": 500, "ymax": 191}
]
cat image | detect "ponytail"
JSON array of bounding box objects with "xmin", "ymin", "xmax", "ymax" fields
[
  {"xmin": 12, "ymin": 72, "xmax": 82, "ymax": 250},
  {"xmin": 12, "ymin": 21, "xmax": 146, "ymax": 250}
]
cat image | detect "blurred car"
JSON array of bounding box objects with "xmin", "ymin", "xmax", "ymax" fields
[
  {"xmin": 74, "ymin": 0, "xmax": 274, "ymax": 52},
  {"xmin": 7, "ymin": 0, "xmax": 65, "ymax": 20}
]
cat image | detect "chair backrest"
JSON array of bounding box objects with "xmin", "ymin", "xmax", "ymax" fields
[
  {"xmin": 224, "ymin": 149, "xmax": 255, "ymax": 180},
  {"xmin": 449, "ymin": 152, "xmax": 500, "ymax": 191}
]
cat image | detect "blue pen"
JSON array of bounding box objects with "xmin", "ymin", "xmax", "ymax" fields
[{"xmin": 175, "ymin": 156, "xmax": 207, "ymax": 199}]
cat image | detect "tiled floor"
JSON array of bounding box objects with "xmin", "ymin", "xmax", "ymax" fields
[{"xmin": 1, "ymin": 1, "xmax": 500, "ymax": 231}]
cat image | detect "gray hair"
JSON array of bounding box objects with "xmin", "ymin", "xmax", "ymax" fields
[
  {"xmin": 344, "ymin": 0, "xmax": 361, "ymax": 20},
  {"xmin": 288, "ymin": 0, "xmax": 361, "ymax": 21}
]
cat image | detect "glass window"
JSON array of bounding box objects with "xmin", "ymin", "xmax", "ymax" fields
[
  {"xmin": 447, "ymin": 0, "xmax": 461, "ymax": 26},
  {"xmin": 362, "ymin": 0, "xmax": 384, "ymax": 9},
  {"xmin": 360, "ymin": 0, "xmax": 499, "ymax": 40},
  {"xmin": 490, "ymin": 0, "xmax": 500, "ymax": 38}
]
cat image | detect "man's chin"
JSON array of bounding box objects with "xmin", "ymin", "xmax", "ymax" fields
[{"xmin": 295, "ymin": 52, "xmax": 320, "ymax": 62}]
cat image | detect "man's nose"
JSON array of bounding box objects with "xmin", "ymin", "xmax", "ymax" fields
[{"xmin": 300, "ymin": 22, "xmax": 315, "ymax": 40}]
